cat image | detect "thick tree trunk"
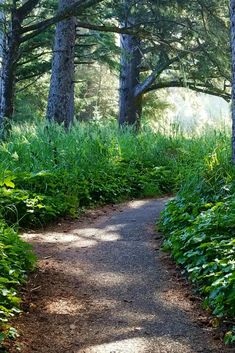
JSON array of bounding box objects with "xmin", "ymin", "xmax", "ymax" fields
[
  {"xmin": 119, "ymin": 32, "xmax": 142, "ymax": 129},
  {"xmin": 231, "ymin": 0, "xmax": 235, "ymax": 163},
  {"xmin": 1, "ymin": 30, "xmax": 20, "ymax": 122},
  {"xmin": 47, "ymin": 0, "xmax": 76, "ymax": 128},
  {"xmin": 0, "ymin": 6, "xmax": 20, "ymax": 131}
]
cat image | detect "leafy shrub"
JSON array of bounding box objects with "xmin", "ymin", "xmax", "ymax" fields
[
  {"xmin": 159, "ymin": 150, "xmax": 235, "ymax": 344},
  {"xmin": 0, "ymin": 220, "xmax": 35, "ymax": 344}
]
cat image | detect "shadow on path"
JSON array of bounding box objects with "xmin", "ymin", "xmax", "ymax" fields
[{"xmin": 9, "ymin": 199, "xmax": 232, "ymax": 353}]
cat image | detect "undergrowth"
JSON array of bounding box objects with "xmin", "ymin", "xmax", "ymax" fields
[
  {"xmin": 159, "ymin": 145, "xmax": 235, "ymax": 344},
  {"xmin": 0, "ymin": 121, "xmax": 223, "ymax": 226},
  {"xmin": 0, "ymin": 222, "xmax": 35, "ymax": 346},
  {"xmin": 0, "ymin": 120, "xmax": 231, "ymax": 346}
]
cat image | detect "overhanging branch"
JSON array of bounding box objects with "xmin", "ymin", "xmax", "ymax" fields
[
  {"xmin": 17, "ymin": 0, "xmax": 41, "ymax": 22},
  {"xmin": 20, "ymin": 0, "xmax": 104, "ymax": 41},
  {"xmin": 146, "ymin": 79, "xmax": 231, "ymax": 101},
  {"xmin": 134, "ymin": 43, "xmax": 215, "ymax": 98}
]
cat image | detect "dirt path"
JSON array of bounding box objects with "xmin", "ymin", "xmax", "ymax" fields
[{"xmin": 8, "ymin": 199, "xmax": 233, "ymax": 353}]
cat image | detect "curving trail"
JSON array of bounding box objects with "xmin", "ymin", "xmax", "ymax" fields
[{"xmin": 8, "ymin": 199, "xmax": 233, "ymax": 353}]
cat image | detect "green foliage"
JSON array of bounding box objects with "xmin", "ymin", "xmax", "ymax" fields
[
  {"xmin": 0, "ymin": 121, "xmax": 227, "ymax": 228},
  {"xmin": 159, "ymin": 148, "xmax": 235, "ymax": 344},
  {"xmin": 0, "ymin": 120, "xmax": 230, "ymax": 347},
  {"xmin": 0, "ymin": 122, "xmax": 176, "ymax": 226},
  {"xmin": 0, "ymin": 220, "xmax": 35, "ymax": 343}
]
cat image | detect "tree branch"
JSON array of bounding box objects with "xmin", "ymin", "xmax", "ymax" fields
[
  {"xmin": 17, "ymin": 0, "xmax": 41, "ymax": 22},
  {"xmin": 145, "ymin": 79, "xmax": 231, "ymax": 101},
  {"xmin": 135, "ymin": 49, "xmax": 193, "ymax": 97},
  {"xmin": 134, "ymin": 57, "xmax": 179, "ymax": 97},
  {"xmin": 21, "ymin": 21, "xmax": 135, "ymax": 43},
  {"xmin": 20, "ymin": 0, "xmax": 105, "ymax": 42},
  {"xmin": 76, "ymin": 21, "xmax": 134, "ymax": 34},
  {"xmin": 134, "ymin": 43, "xmax": 212, "ymax": 97}
]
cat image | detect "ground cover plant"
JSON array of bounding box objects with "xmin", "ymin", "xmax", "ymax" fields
[
  {"xmin": 0, "ymin": 221, "xmax": 35, "ymax": 345},
  {"xmin": 159, "ymin": 142, "xmax": 235, "ymax": 344},
  {"xmin": 0, "ymin": 120, "xmax": 231, "ymax": 347}
]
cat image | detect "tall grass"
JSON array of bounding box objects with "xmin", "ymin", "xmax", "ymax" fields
[
  {"xmin": 0, "ymin": 121, "xmax": 230, "ymax": 226},
  {"xmin": 0, "ymin": 121, "xmax": 230, "ymax": 181}
]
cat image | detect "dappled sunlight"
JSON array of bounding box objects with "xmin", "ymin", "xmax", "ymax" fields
[
  {"xmin": 72, "ymin": 228, "xmax": 122, "ymax": 242},
  {"xmin": 89, "ymin": 271, "xmax": 134, "ymax": 287},
  {"xmin": 22, "ymin": 232, "xmax": 41, "ymax": 241},
  {"xmin": 81, "ymin": 335, "xmax": 196, "ymax": 353},
  {"xmin": 155, "ymin": 289, "xmax": 193, "ymax": 312},
  {"xmin": 15, "ymin": 199, "xmax": 227, "ymax": 353},
  {"xmin": 82, "ymin": 337, "xmax": 149, "ymax": 353},
  {"xmin": 126, "ymin": 200, "xmax": 152, "ymax": 209},
  {"xmin": 24, "ymin": 224, "xmax": 130, "ymax": 247},
  {"xmin": 94, "ymin": 231, "xmax": 123, "ymax": 242},
  {"xmin": 38, "ymin": 259, "xmax": 85, "ymax": 277},
  {"xmin": 24, "ymin": 231, "xmax": 98, "ymax": 247},
  {"xmin": 45, "ymin": 298, "xmax": 83, "ymax": 315}
]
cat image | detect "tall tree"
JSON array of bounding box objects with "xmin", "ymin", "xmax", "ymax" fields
[
  {"xmin": 117, "ymin": 0, "xmax": 231, "ymax": 127},
  {"xmin": 119, "ymin": 2, "xmax": 142, "ymax": 128},
  {"xmin": 47, "ymin": 0, "xmax": 76, "ymax": 127},
  {"xmin": 0, "ymin": 0, "xmax": 231, "ymax": 132},
  {"xmin": 0, "ymin": 0, "xmax": 104, "ymax": 132},
  {"xmin": 119, "ymin": 35, "xmax": 142, "ymax": 128}
]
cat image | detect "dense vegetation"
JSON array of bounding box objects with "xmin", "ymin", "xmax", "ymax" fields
[
  {"xmin": 159, "ymin": 138, "xmax": 235, "ymax": 343},
  {"xmin": 0, "ymin": 122, "xmax": 223, "ymax": 227},
  {"xmin": 0, "ymin": 222, "xmax": 35, "ymax": 345},
  {"xmin": 0, "ymin": 121, "xmax": 232, "ymax": 344}
]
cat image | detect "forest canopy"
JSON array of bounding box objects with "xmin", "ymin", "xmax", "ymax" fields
[{"xmin": 0, "ymin": 0, "xmax": 231, "ymax": 130}]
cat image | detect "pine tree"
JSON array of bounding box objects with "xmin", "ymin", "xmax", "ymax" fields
[
  {"xmin": 47, "ymin": 0, "xmax": 76, "ymax": 127},
  {"xmin": 117, "ymin": 0, "xmax": 230, "ymax": 127}
]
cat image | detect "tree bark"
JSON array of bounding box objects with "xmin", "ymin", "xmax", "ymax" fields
[
  {"xmin": 47, "ymin": 0, "xmax": 76, "ymax": 128},
  {"xmin": 231, "ymin": 0, "xmax": 235, "ymax": 163},
  {"xmin": 119, "ymin": 31, "xmax": 142, "ymax": 129},
  {"xmin": 0, "ymin": 5, "xmax": 21, "ymax": 131}
]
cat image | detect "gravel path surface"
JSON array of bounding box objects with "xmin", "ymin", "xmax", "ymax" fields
[{"xmin": 8, "ymin": 199, "xmax": 233, "ymax": 353}]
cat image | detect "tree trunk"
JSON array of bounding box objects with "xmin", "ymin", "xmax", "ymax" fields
[
  {"xmin": 47, "ymin": 0, "xmax": 76, "ymax": 128},
  {"xmin": 119, "ymin": 31, "xmax": 142, "ymax": 129},
  {"xmin": 231, "ymin": 0, "xmax": 235, "ymax": 163},
  {"xmin": 0, "ymin": 6, "xmax": 20, "ymax": 132}
]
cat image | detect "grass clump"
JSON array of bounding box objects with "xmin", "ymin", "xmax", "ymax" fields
[{"xmin": 159, "ymin": 146, "xmax": 235, "ymax": 344}]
